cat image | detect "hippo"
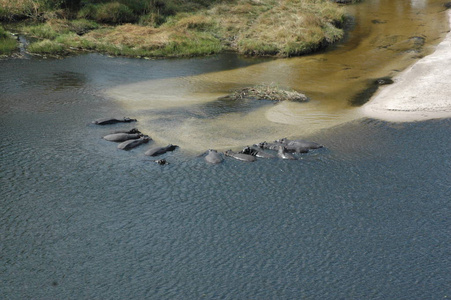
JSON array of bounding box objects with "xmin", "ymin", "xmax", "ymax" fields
[
  {"xmin": 145, "ymin": 144, "xmax": 178, "ymax": 157},
  {"xmin": 205, "ymin": 149, "xmax": 224, "ymax": 164},
  {"xmin": 255, "ymin": 141, "xmax": 282, "ymax": 151},
  {"xmin": 103, "ymin": 133, "xmax": 142, "ymax": 142},
  {"xmin": 155, "ymin": 159, "xmax": 168, "ymax": 165},
  {"xmin": 277, "ymin": 146, "xmax": 296, "ymax": 160},
  {"xmin": 112, "ymin": 128, "xmax": 141, "ymax": 134},
  {"xmin": 117, "ymin": 136, "xmax": 151, "ymax": 150},
  {"xmin": 276, "ymin": 138, "xmax": 323, "ymax": 150},
  {"xmin": 93, "ymin": 117, "xmax": 137, "ymax": 125},
  {"xmin": 240, "ymin": 146, "xmax": 275, "ymax": 159},
  {"xmin": 256, "ymin": 141, "xmax": 308, "ymax": 153},
  {"xmin": 224, "ymin": 150, "xmax": 256, "ymax": 162}
]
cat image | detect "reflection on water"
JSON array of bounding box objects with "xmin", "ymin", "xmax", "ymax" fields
[{"xmin": 105, "ymin": 0, "xmax": 449, "ymax": 152}]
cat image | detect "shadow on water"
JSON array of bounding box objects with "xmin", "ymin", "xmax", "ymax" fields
[{"xmin": 349, "ymin": 76, "xmax": 394, "ymax": 106}]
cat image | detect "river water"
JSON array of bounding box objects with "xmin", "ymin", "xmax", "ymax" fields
[{"xmin": 1, "ymin": 1, "xmax": 450, "ymax": 299}]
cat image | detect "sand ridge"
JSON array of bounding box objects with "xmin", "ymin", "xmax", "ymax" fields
[{"xmin": 361, "ymin": 10, "xmax": 451, "ymax": 122}]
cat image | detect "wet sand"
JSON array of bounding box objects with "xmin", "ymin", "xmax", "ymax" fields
[{"xmin": 361, "ymin": 10, "xmax": 451, "ymax": 122}]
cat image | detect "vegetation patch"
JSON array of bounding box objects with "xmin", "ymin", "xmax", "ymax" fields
[
  {"xmin": 27, "ymin": 39, "xmax": 65, "ymax": 54},
  {"xmin": 77, "ymin": 2, "xmax": 136, "ymax": 24},
  {"xmin": 235, "ymin": 0, "xmax": 346, "ymax": 56},
  {"xmin": 0, "ymin": 26, "xmax": 18, "ymax": 55},
  {"xmin": 4, "ymin": 0, "xmax": 352, "ymax": 58},
  {"xmin": 230, "ymin": 83, "xmax": 309, "ymax": 102}
]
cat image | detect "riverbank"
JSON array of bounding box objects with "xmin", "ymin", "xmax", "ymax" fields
[
  {"xmin": 1, "ymin": 0, "xmax": 349, "ymax": 58},
  {"xmin": 361, "ymin": 9, "xmax": 451, "ymax": 122}
]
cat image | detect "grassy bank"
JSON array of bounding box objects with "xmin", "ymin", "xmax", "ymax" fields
[
  {"xmin": 2, "ymin": 0, "xmax": 352, "ymax": 58},
  {"xmin": 0, "ymin": 26, "xmax": 17, "ymax": 55}
]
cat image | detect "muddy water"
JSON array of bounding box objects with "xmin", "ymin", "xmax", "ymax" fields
[{"xmin": 105, "ymin": 0, "xmax": 449, "ymax": 152}]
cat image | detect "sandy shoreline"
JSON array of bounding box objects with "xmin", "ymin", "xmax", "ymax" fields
[{"xmin": 361, "ymin": 10, "xmax": 451, "ymax": 122}]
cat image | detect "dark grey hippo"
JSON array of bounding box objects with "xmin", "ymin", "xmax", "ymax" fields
[
  {"xmin": 256, "ymin": 141, "xmax": 308, "ymax": 153},
  {"xmin": 240, "ymin": 146, "xmax": 275, "ymax": 159},
  {"xmin": 117, "ymin": 136, "xmax": 151, "ymax": 150},
  {"xmin": 93, "ymin": 117, "xmax": 137, "ymax": 125},
  {"xmin": 277, "ymin": 146, "xmax": 296, "ymax": 160},
  {"xmin": 155, "ymin": 159, "xmax": 168, "ymax": 165},
  {"xmin": 145, "ymin": 144, "xmax": 178, "ymax": 157},
  {"xmin": 205, "ymin": 149, "xmax": 224, "ymax": 164},
  {"xmin": 255, "ymin": 141, "xmax": 282, "ymax": 151},
  {"xmin": 112, "ymin": 128, "xmax": 141, "ymax": 134},
  {"xmin": 103, "ymin": 133, "xmax": 143, "ymax": 142},
  {"xmin": 277, "ymin": 138, "xmax": 323, "ymax": 150},
  {"xmin": 224, "ymin": 150, "xmax": 256, "ymax": 162}
]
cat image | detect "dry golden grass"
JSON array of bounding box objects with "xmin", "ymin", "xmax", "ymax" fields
[
  {"xmin": 0, "ymin": 0, "xmax": 41, "ymax": 19},
  {"xmin": 84, "ymin": 24, "xmax": 170, "ymax": 49},
  {"xmin": 235, "ymin": 0, "xmax": 345, "ymax": 56},
  {"xmin": 16, "ymin": 0, "xmax": 347, "ymax": 58}
]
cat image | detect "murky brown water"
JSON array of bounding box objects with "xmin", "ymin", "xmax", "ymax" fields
[{"xmin": 106, "ymin": 0, "xmax": 449, "ymax": 152}]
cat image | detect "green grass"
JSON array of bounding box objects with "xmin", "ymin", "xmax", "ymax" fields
[
  {"xmin": 12, "ymin": 0, "xmax": 350, "ymax": 58},
  {"xmin": 27, "ymin": 39, "xmax": 65, "ymax": 54},
  {"xmin": 0, "ymin": 26, "xmax": 18, "ymax": 55}
]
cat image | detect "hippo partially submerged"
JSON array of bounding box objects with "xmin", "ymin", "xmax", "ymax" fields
[
  {"xmin": 93, "ymin": 117, "xmax": 137, "ymax": 125},
  {"xmin": 145, "ymin": 144, "xmax": 179, "ymax": 157},
  {"xmin": 103, "ymin": 133, "xmax": 143, "ymax": 142},
  {"xmin": 204, "ymin": 149, "xmax": 224, "ymax": 164},
  {"xmin": 117, "ymin": 136, "xmax": 151, "ymax": 150},
  {"xmin": 276, "ymin": 138, "xmax": 323, "ymax": 150},
  {"xmin": 224, "ymin": 150, "xmax": 256, "ymax": 162},
  {"xmin": 256, "ymin": 141, "xmax": 309, "ymax": 153},
  {"xmin": 240, "ymin": 146, "xmax": 275, "ymax": 159},
  {"xmin": 277, "ymin": 146, "xmax": 296, "ymax": 160},
  {"xmin": 112, "ymin": 128, "xmax": 141, "ymax": 134}
]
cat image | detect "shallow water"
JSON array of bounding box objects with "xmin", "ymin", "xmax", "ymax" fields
[
  {"xmin": 1, "ymin": 1, "xmax": 450, "ymax": 299},
  {"xmin": 105, "ymin": 0, "xmax": 449, "ymax": 152}
]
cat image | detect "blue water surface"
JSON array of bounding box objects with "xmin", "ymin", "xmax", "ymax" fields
[{"xmin": 0, "ymin": 54, "xmax": 450, "ymax": 299}]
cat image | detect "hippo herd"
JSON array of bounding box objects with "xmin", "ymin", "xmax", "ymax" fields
[
  {"xmin": 93, "ymin": 117, "xmax": 178, "ymax": 165},
  {"xmin": 93, "ymin": 117, "xmax": 324, "ymax": 165},
  {"xmin": 219, "ymin": 138, "xmax": 323, "ymax": 163}
]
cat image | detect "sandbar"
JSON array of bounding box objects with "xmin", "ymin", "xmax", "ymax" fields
[{"xmin": 361, "ymin": 10, "xmax": 451, "ymax": 122}]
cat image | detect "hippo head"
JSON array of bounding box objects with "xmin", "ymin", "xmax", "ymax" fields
[
  {"xmin": 156, "ymin": 159, "xmax": 167, "ymax": 165},
  {"xmin": 123, "ymin": 117, "xmax": 137, "ymax": 122},
  {"xmin": 256, "ymin": 142, "xmax": 266, "ymax": 149},
  {"xmin": 276, "ymin": 138, "xmax": 288, "ymax": 144},
  {"xmin": 129, "ymin": 128, "xmax": 141, "ymax": 134}
]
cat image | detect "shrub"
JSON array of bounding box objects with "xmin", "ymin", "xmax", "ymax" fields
[
  {"xmin": 69, "ymin": 19, "xmax": 99, "ymax": 34},
  {"xmin": 0, "ymin": 26, "xmax": 9, "ymax": 39},
  {"xmin": 0, "ymin": 0, "xmax": 42, "ymax": 20},
  {"xmin": 77, "ymin": 3, "xmax": 97, "ymax": 19},
  {"xmin": 78, "ymin": 2, "xmax": 136, "ymax": 24},
  {"xmin": 96, "ymin": 2, "xmax": 135, "ymax": 23}
]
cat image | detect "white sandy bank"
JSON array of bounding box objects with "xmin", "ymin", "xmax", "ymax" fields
[{"xmin": 361, "ymin": 10, "xmax": 451, "ymax": 122}]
